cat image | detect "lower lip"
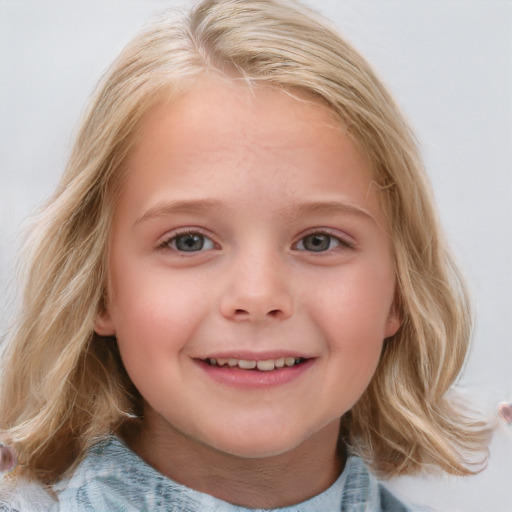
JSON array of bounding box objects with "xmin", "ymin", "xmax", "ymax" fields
[{"xmin": 195, "ymin": 359, "xmax": 315, "ymax": 389}]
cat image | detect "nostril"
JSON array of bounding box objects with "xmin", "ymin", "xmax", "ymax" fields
[
  {"xmin": 232, "ymin": 308, "xmax": 282, "ymax": 319},
  {"xmin": 223, "ymin": 300, "xmax": 292, "ymax": 322}
]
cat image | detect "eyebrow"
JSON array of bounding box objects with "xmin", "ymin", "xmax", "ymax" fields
[
  {"xmin": 282, "ymin": 200, "xmax": 376, "ymax": 223},
  {"xmin": 134, "ymin": 199, "xmax": 229, "ymax": 226},
  {"xmin": 134, "ymin": 198, "xmax": 376, "ymax": 226}
]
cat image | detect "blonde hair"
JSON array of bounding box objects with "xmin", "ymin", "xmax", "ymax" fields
[{"xmin": 0, "ymin": 0, "xmax": 487, "ymax": 484}]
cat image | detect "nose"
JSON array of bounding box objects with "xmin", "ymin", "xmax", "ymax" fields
[{"xmin": 219, "ymin": 250, "xmax": 294, "ymax": 323}]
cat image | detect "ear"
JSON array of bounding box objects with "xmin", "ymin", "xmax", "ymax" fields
[
  {"xmin": 94, "ymin": 310, "xmax": 116, "ymax": 336},
  {"xmin": 384, "ymin": 309, "xmax": 402, "ymax": 338},
  {"xmin": 384, "ymin": 293, "xmax": 402, "ymax": 338}
]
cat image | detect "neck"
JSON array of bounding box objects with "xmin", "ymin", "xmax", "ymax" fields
[{"xmin": 126, "ymin": 417, "xmax": 344, "ymax": 509}]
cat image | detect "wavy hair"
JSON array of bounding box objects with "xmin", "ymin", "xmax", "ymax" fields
[{"xmin": 0, "ymin": 0, "xmax": 487, "ymax": 484}]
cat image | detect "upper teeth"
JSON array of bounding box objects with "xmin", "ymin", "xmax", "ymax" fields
[{"xmin": 207, "ymin": 357, "xmax": 303, "ymax": 371}]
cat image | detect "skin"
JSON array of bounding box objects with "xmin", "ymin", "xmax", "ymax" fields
[{"xmin": 95, "ymin": 76, "xmax": 401, "ymax": 508}]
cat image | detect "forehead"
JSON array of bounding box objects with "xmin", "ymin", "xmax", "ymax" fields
[
  {"xmin": 117, "ymin": 76, "xmax": 383, "ymax": 227},
  {"xmin": 131, "ymin": 78, "xmax": 345, "ymax": 157}
]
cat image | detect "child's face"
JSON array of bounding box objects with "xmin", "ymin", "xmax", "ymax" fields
[{"xmin": 96, "ymin": 77, "xmax": 401, "ymax": 460}]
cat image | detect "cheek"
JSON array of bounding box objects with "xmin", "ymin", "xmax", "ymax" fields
[
  {"xmin": 304, "ymin": 260, "xmax": 395, "ymax": 396},
  {"xmin": 108, "ymin": 258, "xmax": 212, "ymax": 352},
  {"xmin": 108, "ymin": 269, "xmax": 208, "ymax": 399},
  {"xmin": 309, "ymin": 264, "xmax": 396, "ymax": 340}
]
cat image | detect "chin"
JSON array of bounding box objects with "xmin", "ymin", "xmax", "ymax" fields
[
  {"xmin": 206, "ymin": 429, "xmax": 307, "ymax": 460},
  {"xmin": 219, "ymin": 444, "xmax": 297, "ymax": 460}
]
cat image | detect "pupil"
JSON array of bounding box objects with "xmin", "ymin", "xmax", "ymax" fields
[
  {"xmin": 176, "ymin": 234, "xmax": 204, "ymax": 251},
  {"xmin": 304, "ymin": 234, "xmax": 330, "ymax": 252}
]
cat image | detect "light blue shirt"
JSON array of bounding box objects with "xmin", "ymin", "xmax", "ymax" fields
[{"xmin": 1, "ymin": 436, "xmax": 410, "ymax": 511}]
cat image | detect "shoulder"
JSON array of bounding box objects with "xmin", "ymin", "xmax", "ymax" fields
[
  {"xmin": 54, "ymin": 436, "xmax": 128, "ymax": 510},
  {"xmin": 0, "ymin": 478, "xmax": 58, "ymax": 512},
  {"xmin": 54, "ymin": 435, "xmax": 171, "ymax": 511},
  {"xmin": 342, "ymin": 456, "xmax": 413, "ymax": 511},
  {"xmin": 378, "ymin": 484, "xmax": 409, "ymax": 512},
  {"xmin": 0, "ymin": 437, "xmax": 135, "ymax": 512}
]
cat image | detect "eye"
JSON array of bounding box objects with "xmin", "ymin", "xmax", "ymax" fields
[
  {"xmin": 163, "ymin": 232, "xmax": 215, "ymax": 252},
  {"xmin": 295, "ymin": 233, "xmax": 348, "ymax": 252}
]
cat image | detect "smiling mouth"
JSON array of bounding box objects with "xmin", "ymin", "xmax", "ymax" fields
[{"xmin": 204, "ymin": 357, "xmax": 308, "ymax": 372}]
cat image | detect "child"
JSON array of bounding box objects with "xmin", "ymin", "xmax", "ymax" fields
[{"xmin": 0, "ymin": 0, "xmax": 488, "ymax": 510}]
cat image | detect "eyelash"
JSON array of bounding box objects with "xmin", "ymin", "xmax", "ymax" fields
[
  {"xmin": 158, "ymin": 229, "xmax": 217, "ymax": 253},
  {"xmin": 293, "ymin": 230, "xmax": 354, "ymax": 253},
  {"xmin": 158, "ymin": 228, "xmax": 354, "ymax": 254}
]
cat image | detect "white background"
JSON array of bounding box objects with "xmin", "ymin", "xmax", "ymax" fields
[{"xmin": 0, "ymin": 1, "xmax": 511, "ymax": 510}]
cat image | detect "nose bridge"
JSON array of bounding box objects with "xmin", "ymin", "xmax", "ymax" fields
[{"xmin": 220, "ymin": 243, "xmax": 293, "ymax": 322}]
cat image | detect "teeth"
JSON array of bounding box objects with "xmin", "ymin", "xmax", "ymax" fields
[
  {"xmin": 238, "ymin": 359, "xmax": 257, "ymax": 370},
  {"xmin": 206, "ymin": 356, "xmax": 305, "ymax": 371},
  {"xmin": 256, "ymin": 359, "xmax": 275, "ymax": 371},
  {"xmin": 284, "ymin": 357, "xmax": 296, "ymax": 367}
]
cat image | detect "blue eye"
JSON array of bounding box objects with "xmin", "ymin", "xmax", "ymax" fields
[
  {"xmin": 166, "ymin": 232, "xmax": 215, "ymax": 252},
  {"xmin": 296, "ymin": 233, "xmax": 343, "ymax": 252}
]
